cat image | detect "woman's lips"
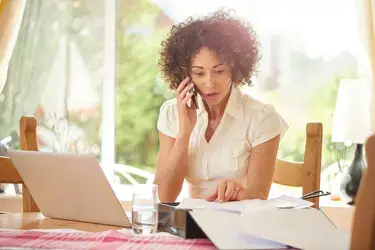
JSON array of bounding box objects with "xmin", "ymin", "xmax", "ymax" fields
[{"xmin": 205, "ymin": 92, "xmax": 219, "ymax": 100}]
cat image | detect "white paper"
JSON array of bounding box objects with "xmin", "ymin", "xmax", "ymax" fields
[
  {"xmin": 239, "ymin": 207, "xmax": 349, "ymax": 250},
  {"xmin": 266, "ymin": 195, "xmax": 314, "ymax": 209},
  {"xmin": 179, "ymin": 198, "xmax": 348, "ymax": 249},
  {"xmin": 177, "ymin": 196, "xmax": 313, "ymax": 214},
  {"xmin": 190, "ymin": 209, "xmax": 287, "ymax": 249},
  {"xmin": 176, "ymin": 198, "xmax": 258, "ymax": 213}
]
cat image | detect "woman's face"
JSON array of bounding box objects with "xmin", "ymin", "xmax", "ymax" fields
[{"xmin": 190, "ymin": 47, "xmax": 232, "ymax": 106}]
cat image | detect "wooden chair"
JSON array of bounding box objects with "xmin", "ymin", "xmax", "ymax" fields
[
  {"xmin": 0, "ymin": 116, "xmax": 40, "ymax": 212},
  {"xmin": 350, "ymin": 134, "xmax": 375, "ymax": 250},
  {"xmin": 273, "ymin": 122, "xmax": 323, "ymax": 208}
]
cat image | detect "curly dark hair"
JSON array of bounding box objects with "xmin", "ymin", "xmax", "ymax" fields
[{"xmin": 158, "ymin": 9, "xmax": 261, "ymax": 90}]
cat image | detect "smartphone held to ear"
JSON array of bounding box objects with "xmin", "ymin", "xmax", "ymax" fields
[
  {"xmin": 179, "ymin": 73, "xmax": 199, "ymax": 109},
  {"xmin": 188, "ymin": 84, "xmax": 199, "ymax": 109}
]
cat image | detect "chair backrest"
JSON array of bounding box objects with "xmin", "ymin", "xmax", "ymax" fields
[
  {"xmin": 0, "ymin": 115, "xmax": 40, "ymax": 212},
  {"xmin": 350, "ymin": 134, "xmax": 375, "ymax": 250},
  {"xmin": 273, "ymin": 122, "xmax": 323, "ymax": 208}
]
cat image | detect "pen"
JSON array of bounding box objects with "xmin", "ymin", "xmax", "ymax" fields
[{"xmin": 301, "ymin": 190, "xmax": 331, "ymax": 200}]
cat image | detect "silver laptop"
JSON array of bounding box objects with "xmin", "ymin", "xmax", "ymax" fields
[{"xmin": 8, "ymin": 150, "xmax": 131, "ymax": 227}]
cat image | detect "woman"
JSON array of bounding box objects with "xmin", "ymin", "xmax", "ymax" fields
[{"xmin": 154, "ymin": 10, "xmax": 288, "ymax": 203}]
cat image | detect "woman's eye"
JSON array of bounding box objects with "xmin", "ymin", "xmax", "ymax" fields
[
  {"xmin": 193, "ymin": 72, "xmax": 204, "ymax": 76},
  {"xmin": 215, "ymin": 70, "xmax": 224, "ymax": 74}
]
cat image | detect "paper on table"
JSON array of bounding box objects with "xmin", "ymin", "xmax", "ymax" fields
[
  {"xmin": 176, "ymin": 198, "xmax": 261, "ymax": 213},
  {"xmin": 190, "ymin": 209, "xmax": 288, "ymax": 249},
  {"xmin": 266, "ymin": 195, "xmax": 314, "ymax": 209},
  {"xmin": 239, "ymin": 207, "xmax": 349, "ymax": 250},
  {"xmin": 177, "ymin": 195, "xmax": 313, "ymax": 214}
]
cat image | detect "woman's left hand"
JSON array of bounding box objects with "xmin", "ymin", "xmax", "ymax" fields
[{"xmin": 205, "ymin": 179, "xmax": 245, "ymax": 202}]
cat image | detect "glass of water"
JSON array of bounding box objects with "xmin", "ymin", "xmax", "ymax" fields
[{"xmin": 132, "ymin": 184, "xmax": 158, "ymax": 234}]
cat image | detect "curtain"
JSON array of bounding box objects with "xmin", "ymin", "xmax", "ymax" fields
[
  {"xmin": 0, "ymin": 0, "xmax": 26, "ymax": 94},
  {"xmin": 356, "ymin": 0, "xmax": 375, "ymax": 132},
  {"xmin": 0, "ymin": 0, "xmax": 66, "ymax": 138}
]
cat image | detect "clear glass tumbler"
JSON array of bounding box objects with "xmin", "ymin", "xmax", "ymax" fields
[{"xmin": 132, "ymin": 184, "xmax": 158, "ymax": 234}]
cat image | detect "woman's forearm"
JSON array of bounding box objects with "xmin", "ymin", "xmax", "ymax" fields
[
  {"xmin": 243, "ymin": 187, "xmax": 269, "ymax": 200},
  {"xmin": 154, "ymin": 135, "xmax": 190, "ymax": 202}
]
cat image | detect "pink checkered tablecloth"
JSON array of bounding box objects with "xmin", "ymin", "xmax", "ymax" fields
[{"xmin": 0, "ymin": 229, "xmax": 216, "ymax": 249}]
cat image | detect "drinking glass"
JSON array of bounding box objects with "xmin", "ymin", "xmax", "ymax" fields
[{"xmin": 132, "ymin": 184, "xmax": 158, "ymax": 234}]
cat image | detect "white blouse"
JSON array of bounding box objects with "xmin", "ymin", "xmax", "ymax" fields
[{"xmin": 157, "ymin": 86, "xmax": 288, "ymax": 199}]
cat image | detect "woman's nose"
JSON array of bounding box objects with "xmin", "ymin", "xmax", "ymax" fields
[{"xmin": 204, "ymin": 74, "xmax": 215, "ymax": 87}]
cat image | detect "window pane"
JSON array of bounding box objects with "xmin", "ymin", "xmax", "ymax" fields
[
  {"xmin": 0, "ymin": 0, "xmax": 106, "ymax": 157},
  {"xmin": 115, "ymin": 0, "xmax": 172, "ymax": 184},
  {"xmin": 115, "ymin": 0, "xmax": 366, "ymax": 203}
]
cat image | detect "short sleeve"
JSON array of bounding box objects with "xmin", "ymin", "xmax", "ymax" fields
[
  {"xmin": 157, "ymin": 99, "xmax": 179, "ymax": 138},
  {"xmin": 248, "ymin": 104, "xmax": 289, "ymax": 147}
]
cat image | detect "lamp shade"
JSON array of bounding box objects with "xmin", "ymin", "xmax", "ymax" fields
[{"xmin": 331, "ymin": 79, "xmax": 371, "ymax": 144}]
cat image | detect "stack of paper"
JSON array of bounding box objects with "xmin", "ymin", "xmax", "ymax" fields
[
  {"xmin": 190, "ymin": 209, "xmax": 288, "ymax": 249},
  {"xmin": 176, "ymin": 195, "xmax": 314, "ymax": 213},
  {"xmin": 239, "ymin": 207, "xmax": 350, "ymax": 249},
  {"xmin": 180, "ymin": 196, "xmax": 350, "ymax": 249},
  {"xmin": 190, "ymin": 208, "xmax": 350, "ymax": 250},
  {"xmin": 176, "ymin": 198, "xmax": 259, "ymax": 213}
]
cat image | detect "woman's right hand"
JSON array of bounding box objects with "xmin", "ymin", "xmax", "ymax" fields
[{"xmin": 176, "ymin": 77, "xmax": 197, "ymax": 138}]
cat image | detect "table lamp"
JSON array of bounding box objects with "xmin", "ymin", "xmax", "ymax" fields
[{"xmin": 331, "ymin": 79, "xmax": 371, "ymax": 205}]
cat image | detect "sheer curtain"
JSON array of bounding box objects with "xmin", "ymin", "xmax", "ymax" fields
[
  {"xmin": 0, "ymin": 0, "xmax": 65, "ymax": 138},
  {"xmin": 355, "ymin": 0, "xmax": 375, "ymax": 132},
  {"xmin": 0, "ymin": 0, "xmax": 26, "ymax": 94},
  {"xmin": 0, "ymin": 0, "xmax": 26, "ymax": 193}
]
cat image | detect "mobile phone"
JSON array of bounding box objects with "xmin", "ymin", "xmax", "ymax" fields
[
  {"xmin": 189, "ymin": 85, "xmax": 199, "ymax": 109},
  {"xmin": 178, "ymin": 74, "xmax": 199, "ymax": 109}
]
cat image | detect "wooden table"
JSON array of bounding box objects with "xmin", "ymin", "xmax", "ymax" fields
[
  {"xmin": 0, "ymin": 213, "xmax": 122, "ymax": 232},
  {"xmin": 319, "ymin": 206, "xmax": 354, "ymax": 230},
  {"xmin": 0, "ymin": 206, "xmax": 354, "ymax": 232},
  {"xmin": 0, "ymin": 201, "xmax": 132, "ymax": 232}
]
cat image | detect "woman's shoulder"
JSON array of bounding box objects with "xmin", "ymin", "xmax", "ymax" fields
[
  {"xmin": 238, "ymin": 90, "xmax": 289, "ymax": 146},
  {"xmin": 238, "ymin": 89, "xmax": 288, "ymax": 129},
  {"xmin": 157, "ymin": 98, "xmax": 179, "ymax": 137},
  {"xmin": 160, "ymin": 98, "xmax": 177, "ymax": 109},
  {"xmin": 158, "ymin": 98, "xmax": 178, "ymax": 119},
  {"xmin": 238, "ymin": 90, "xmax": 277, "ymax": 115}
]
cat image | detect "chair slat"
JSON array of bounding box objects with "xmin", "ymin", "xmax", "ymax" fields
[{"xmin": 273, "ymin": 122, "xmax": 323, "ymax": 208}]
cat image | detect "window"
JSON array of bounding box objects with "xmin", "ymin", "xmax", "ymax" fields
[
  {"xmin": 0, "ymin": 0, "xmax": 368, "ymax": 205},
  {"xmin": 115, "ymin": 0, "xmax": 367, "ymax": 204}
]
